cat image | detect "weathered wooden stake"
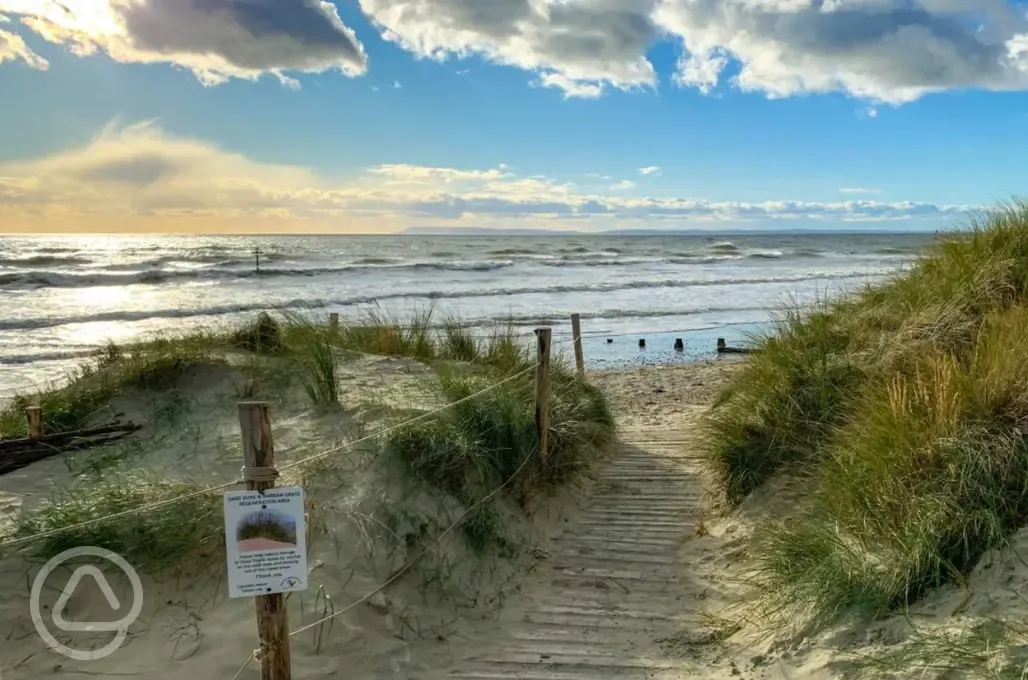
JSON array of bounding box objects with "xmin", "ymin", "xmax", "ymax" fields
[
  {"xmin": 534, "ymin": 328, "xmax": 552, "ymax": 468},
  {"xmin": 717, "ymin": 338, "xmax": 726, "ymax": 353},
  {"xmin": 25, "ymin": 406, "xmax": 42, "ymax": 439},
  {"xmin": 238, "ymin": 402, "xmax": 292, "ymax": 680},
  {"xmin": 570, "ymin": 313, "xmax": 585, "ymax": 378},
  {"xmin": 329, "ymin": 313, "xmax": 339, "ymax": 334}
]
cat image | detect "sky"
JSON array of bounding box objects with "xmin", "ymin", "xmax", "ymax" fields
[{"xmin": 1, "ymin": 1, "xmax": 1028, "ymax": 234}]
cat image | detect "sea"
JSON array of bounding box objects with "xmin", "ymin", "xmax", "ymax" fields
[{"xmin": 0, "ymin": 232, "xmax": 932, "ymax": 396}]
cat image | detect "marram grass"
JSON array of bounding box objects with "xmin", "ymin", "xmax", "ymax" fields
[{"xmin": 707, "ymin": 203, "xmax": 1028, "ymax": 624}]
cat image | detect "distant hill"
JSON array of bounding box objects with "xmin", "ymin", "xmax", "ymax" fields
[
  {"xmin": 401, "ymin": 227, "xmax": 580, "ymax": 235},
  {"xmin": 401, "ymin": 226, "xmax": 927, "ymax": 236}
]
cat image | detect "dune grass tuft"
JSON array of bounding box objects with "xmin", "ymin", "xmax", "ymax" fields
[
  {"xmin": 281, "ymin": 313, "xmax": 340, "ymax": 405},
  {"xmin": 387, "ymin": 362, "xmax": 615, "ymax": 552},
  {"xmin": 231, "ymin": 311, "xmax": 283, "ymax": 354},
  {"xmin": 0, "ymin": 342, "xmax": 217, "ymax": 437},
  {"xmin": 9, "ymin": 476, "xmax": 223, "ymax": 571},
  {"xmin": 707, "ymin": 203, "xmax": 1028, "ymax": 625}
]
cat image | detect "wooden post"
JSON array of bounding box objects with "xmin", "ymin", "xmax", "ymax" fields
[
  {"xmin": 717, "ymin": 338, "xmax": 726, "ymax": 353},
  {"xmin": 238, "ymin": 402, "xmax": 291, "ymax": 680},
  {"xmin": 329, "ymin": 313, "xmax": 339, "ymax": 334},
  {"xmin": 254, "ymin": 247, "xmax": 261, "ymax": 273},
  {"xmin": 25, "ymin": 407, "xmax": 42, "ymax": 438},
  {"xmin": 534, "ymin": 328, "xmax": 552, "ymax": 468},
  {"xmin": 570, "ymin": 313, "xmax": 585, "ymax": 378}
]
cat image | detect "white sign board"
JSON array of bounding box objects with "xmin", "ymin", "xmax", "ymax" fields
[{"xmin": 223, "ymin": 487, "xmax": 308, "ymax": 599}]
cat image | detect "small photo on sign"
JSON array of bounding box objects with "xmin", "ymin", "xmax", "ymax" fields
[{"xmin": 236, "ymin": 508, "xmax": 298, "ymax": 552}]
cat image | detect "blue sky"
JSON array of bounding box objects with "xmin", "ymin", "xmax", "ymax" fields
[{"xmin": 1, "ymin": 0, "xmax": 1027, "ymax": 233}]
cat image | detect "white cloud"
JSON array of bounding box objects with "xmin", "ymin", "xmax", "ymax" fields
[
  {"xmin": 7, "ymin": 0, "xmax": 1028, "ymax": 104},
  {"xmin": 0, "ymin": 0, "xmax": 367, "ymax": 86},
  {"xmin": 840, "ymin": 187, "xmax": 883, "ymax": 195},
  {"xmin": 393, "ymin": 80, "xmax": 402, "ymax": 88},
  {"xmin": 638, "ymin": 166, "xmax": 661, "ymax": 176},
  {"xmin": 655, "ymin": 0, "xmax": 1028, "ymax": 104},
  {"xmin": 363, "ymin": 0, "xmax": 1028, "ymax": 102},
  {"xmin": 359, "ymin": 0, "xmax": 659, "ymax": 98},
  {"xmin": 0, "ymin": 123, "xmax": 974, "ymax": 233},
  {"xmin": 0, "ymin": 27, "xmax": 46, "ymax": 69},
  {"xmin": 609, "ymin": 180, "xmax": 637, "ymax": 191}
]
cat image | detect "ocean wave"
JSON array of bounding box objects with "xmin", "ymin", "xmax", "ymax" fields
[
  {"xmin": 559, "ymin": 246, "xmax": 622, "ymax": 255},
  {"xmin": 0, "ymin": 255, "xmax": 91, "ymax": 267},
  {"xmin": 747, "ymin": 251, "xmax": 784, "ymax": 260},
  {"xmin": 0, "ymin": 260, "xmax": 516, "ymax": 289},
  {"xmin": 488, "ymin": 248, "xmax": 539, "ymax": 256},
  {"xmin": 0, "ymin": 270, "xmax": 889, "ymax": 331},
  {"xmin": 0, "ymin": 349, "xmax": 97, "ymax": 365},
  {"xmin": 540, "ymin": 255, "xmax": 743, "ymax": 267},
  {"xmin": 710, "ymin": 242, "xmax": 740, "ymax": 252},
  {"xmin": 351, "ymin": 257, "xmax": 403, "ymax": 265}
]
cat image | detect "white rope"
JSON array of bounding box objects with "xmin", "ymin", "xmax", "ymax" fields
[{"xmin": 0, "ymin": 364, "xmax": 537, "ymax": 551}]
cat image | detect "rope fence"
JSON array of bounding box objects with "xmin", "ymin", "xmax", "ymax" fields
[{"xmin": 0, "ymin": 364, "xmax": 539, "ymax": 552}]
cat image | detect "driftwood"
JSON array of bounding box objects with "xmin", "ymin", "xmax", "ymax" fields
[{"xmin": 0, "ymin": 421, "xmax": 142, "ymax": 475}]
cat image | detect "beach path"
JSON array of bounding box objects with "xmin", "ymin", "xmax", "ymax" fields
[{"xmin": 431, "ymin": 425, "xmax": 708, "ymax": 679}]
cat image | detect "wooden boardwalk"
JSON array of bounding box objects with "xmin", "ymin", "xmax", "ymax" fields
[{"xmin": 431, "ymin": 428, "xmax": 705, "ymax": 679}]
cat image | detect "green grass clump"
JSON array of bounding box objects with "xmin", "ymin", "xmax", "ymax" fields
[
  {"xmin": 327, "ymin": 306, "xmax": 534, "ymax": 373},
  {"xmin": 707, "ymin": 305, "xmax": 864, "ymax": 503},
  {"xmin": 707, "ymin": 203, "xmax": 1028, "ymax": 624},
  {"xmin": 387, "ymin": 364, "xmax": 615, "ymax": 552},
  {"xmin": 9, "ymin": 476, "xmax": 222, "ymax": 571},
  {"xmin": 231, "ymin": 312, "xmax": 282, "ymax": 354},
  {"xmin": 338, "ymin": 306, "xmax": 438, "ymax": 361},
  {"xmin": 287, "ymin": 321, "xmax": 340, "ymax": 406}
]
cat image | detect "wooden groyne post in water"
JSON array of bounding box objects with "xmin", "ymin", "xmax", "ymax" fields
[
  {"xmin": 570, "ymin": 313, "xmax": 585, "ymax": 377},
  {"xmin": 329, "ymin": 313, "xmax": 339, "ymax": 334},
  {"xmin": 238, "ymin": 402, "xmax": 292, "ymax": 680},
  {"xmin": 535, "ymin": 328, "xmax": 552, "ymax": 468}
]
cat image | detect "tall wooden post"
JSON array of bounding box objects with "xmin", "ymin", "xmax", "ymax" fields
[
  {"xmin": 534, "ymin": 328, "xmax": 552, "ymax": 467},
  {"xmin": 570, "ymin": 313, "xmax": 585, "ymax": 378},
  {"xmin": 26, "ymin": 407, "xmax": 42, "ymax": 438},
  {"xmin": 238, "ymin": 402, "xmax": 291, "ymax": 680},
  {"xmin": 329, "ymin": 313, "xmax": 339, "ymax": 334}
]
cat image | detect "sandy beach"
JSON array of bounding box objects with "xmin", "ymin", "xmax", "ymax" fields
[{"xmin": 1, "ymin": 352, "xmax": 1022, "ymax": 679}]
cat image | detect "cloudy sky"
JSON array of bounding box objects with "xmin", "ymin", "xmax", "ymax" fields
[{"xmin": 1, "ymin": 0, "xmax": 1026, "ymax": 233}]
